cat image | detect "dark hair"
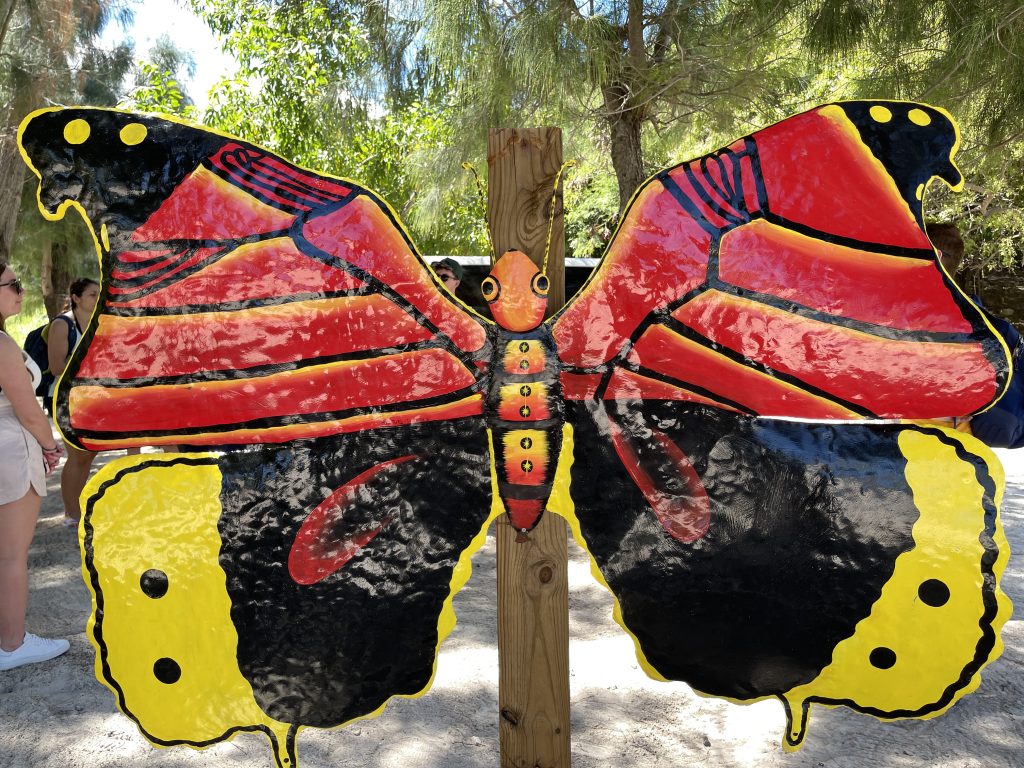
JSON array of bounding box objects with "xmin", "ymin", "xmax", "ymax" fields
[
  {"xmin": 0, "ymin": 260, "xmax": 7, "ymax": 331},
  {"xmin": 432, "ymin": 257, "xmax": 464, "ymax": 281},
  {"xmin": 69, "ymin": 277, "xmax": 99, "ymax": 311},
  {"xmin": 926, "ymin": 222, "xmax": 964, "ymax": 273}
]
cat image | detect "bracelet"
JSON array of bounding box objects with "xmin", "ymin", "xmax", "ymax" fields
[{"xmin": 42, "ymin": 445, "xmax": 60, "ymax": 453}]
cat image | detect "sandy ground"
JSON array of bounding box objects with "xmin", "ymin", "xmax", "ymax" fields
[{"xmin": 1, "ymin": 448, "xmax": 1022, "ymax": 768}]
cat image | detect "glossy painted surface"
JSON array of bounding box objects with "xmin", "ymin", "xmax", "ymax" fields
[
  {"xmin": 18, "ymin": 101, "xmax": 1012, "ymax": 765},
  {"xmin": 552, "ymin": 103, "xmax": 1006, "ymax": 419}
]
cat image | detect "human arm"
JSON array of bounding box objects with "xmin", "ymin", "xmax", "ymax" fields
[
  {"xmin": 0, "ymin": 333, "xmax": 59, "ymax": 451},
  {"xmin": 46, "ymin": 315, "xmax": 70, "ymax": 374}
]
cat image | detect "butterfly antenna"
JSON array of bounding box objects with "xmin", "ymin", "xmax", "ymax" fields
[
  {"xmin": 542, "ymin": 160, "xmax": 575, "ymax": 275},
  {"xmin": 461, "ymin": 162, "xmax": 497, "ymax": 266}
]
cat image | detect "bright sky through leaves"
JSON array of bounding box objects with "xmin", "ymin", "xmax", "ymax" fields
[{"xmin": 99, "ymin": 0, "xmax": 236, "ymax": 112}]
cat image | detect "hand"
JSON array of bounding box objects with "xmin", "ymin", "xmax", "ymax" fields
[{"xmin": 42, "ymin": 443, "xmax": 64, "ymax": 475}]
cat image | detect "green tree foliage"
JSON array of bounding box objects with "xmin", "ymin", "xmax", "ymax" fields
[
  {"xmin": 121, "ymin": 34, "xmax": 198, "ymax": 117},
  {"xmin": 192, "ymin": 0, "xmax": 488, "ymax": 254},
  {"xmin": 1, "ymin": 0, "xmax": 131, "ymax": 320},
  {"xmin": 424, "ymin": 0, "xmax": 817, "ymax": 212}
]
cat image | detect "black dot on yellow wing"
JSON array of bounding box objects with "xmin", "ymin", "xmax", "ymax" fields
[
  {"xmin": 519, "ymin": 359, "xmax": 529, "ymax": 370},
  {"xmin": 154, "ymin": 657, "xmax": 182, "ymax": 684},
  {"xmin": 520, "ymin": 385, "xmax": 532, "ymax": 396},
  {"xmin": 63, "ymin": 118, "xmax": 90, "ymax": 144},
  {"xmin": 519, "ymin": 342, "xmax": 530, "ymax": 353},
  {"xmin": 521, "ymin": 437, "xmax": 533, "ymax": 449},
  {"xmin": 918, "ymin": 579, "xmax": 950, "ymax": 607},
  {"xmin": 869, "ymin": 647, "xmax": 897, "ymax": 670},
  {"xmin": 140, "ymin": 569, "xmax": 169, "ymax": 599}
]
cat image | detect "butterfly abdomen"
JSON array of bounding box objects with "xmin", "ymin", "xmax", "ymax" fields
[{"xmin": 487, "ymin": 327, "xmax": 564, "ymax": 533}]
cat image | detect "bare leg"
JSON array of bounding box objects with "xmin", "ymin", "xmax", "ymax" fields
[
  {"xmin": 0, "ymin": 490, "xmax": 41, "ymax": 650},
  {"xmin": 60, "ymin": 443, "xmax": 96, "ymax": 522}
]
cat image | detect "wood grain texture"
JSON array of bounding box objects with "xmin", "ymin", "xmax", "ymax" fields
[
  {"xmin": 490, "ymin": 126, "xmax": 571, "ymax": 767},
  {"xmin": 487, "ymin": 127, "xmax": 566, "ymax": 314}
]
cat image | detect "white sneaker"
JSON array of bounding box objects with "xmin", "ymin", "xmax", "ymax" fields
[{"xmin": 0, "ymin": 633, "xmax": 70, "ymax": 671}]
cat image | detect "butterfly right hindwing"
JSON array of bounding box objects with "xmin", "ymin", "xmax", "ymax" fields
[{"xmin": 563, "ymin": 401, "xmax": 1010, "ymax": 747}]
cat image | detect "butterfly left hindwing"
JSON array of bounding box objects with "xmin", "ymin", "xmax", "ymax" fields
[{"xmin": 82, "ymin": 421, "xmax": 495, "ymax": 765}]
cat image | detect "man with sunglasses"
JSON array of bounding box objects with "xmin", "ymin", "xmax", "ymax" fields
[{"xmin": 432, "ymin": 258, "xmax": 463, "ymax": 294}]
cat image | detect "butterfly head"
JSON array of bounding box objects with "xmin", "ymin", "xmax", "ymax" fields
[{"xmin": 482, "ymin": 250, "xmax": 549, "ymax": 332}]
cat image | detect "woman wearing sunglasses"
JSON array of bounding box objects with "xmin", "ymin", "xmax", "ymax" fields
[{"xmin": 0, "ymin": 262, "xmax": 69, "ymax": 671}]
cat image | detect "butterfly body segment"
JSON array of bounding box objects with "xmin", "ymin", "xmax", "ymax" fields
[{"xmin": 485, "ymin": 325, "xmax": 563, "ymax": 533}]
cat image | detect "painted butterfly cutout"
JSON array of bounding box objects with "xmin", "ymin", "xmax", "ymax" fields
[{"xmin": 18, "ymin": 102, "xmax": 1012, "ymax": 768}]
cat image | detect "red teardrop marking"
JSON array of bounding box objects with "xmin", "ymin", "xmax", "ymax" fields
[
  {"xmin": 288, "ymin": 454, "xmax": 418, "ymax": 585},
  {"xmin": 608, "ymin": 422, "xmax": 710, "ymax": 543}
]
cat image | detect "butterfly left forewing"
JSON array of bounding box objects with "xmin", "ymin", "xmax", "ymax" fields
[{"xmin": 18, "ymin": 107, "xmax": 490, "ymax": 451}]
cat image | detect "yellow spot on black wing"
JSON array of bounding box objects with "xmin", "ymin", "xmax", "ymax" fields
[
  {"xmin": 64, "ymin": 118, "xmax": 90, "ymax": 144},
  {"xmin": 869, "ymin": 105, "xmax": 892, "ymax": 123},
  {"xmin": 120, "ymin": 122, "xmax": 148, "ymax": 146},
  {"xmin": 908, "ymin": 108, "xmax": 932, "ymax": 126}
]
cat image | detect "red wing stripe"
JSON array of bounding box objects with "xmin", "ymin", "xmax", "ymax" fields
[
  {"xmin": 603, "ymin": 368, "xmax": 743, "ymax": 413},
  {"xmin": 665, "ymin": 167, "xmax": 733, "ymax": 230},
  {"xmin": 208, "ymin": 143, "xmax": 353, "ymax": 212},
  {"xmin": 689, "ymin": 159, "xmax": 741, "ymax": 221},
  {"xmin": 115, "ymin": 248, "xmax": 176, "ymax": 265},
  {"xmin": 79, "ymin": 296, "xmax": 435, "ymax": 380},
  {"xmin": 552, "ymin": 180, "xmax": 712, "ymax": 368},
  {"xmin": 107, "ymin": 247, "xmax": 225, "ymax": 295},
  {"xmin": 630, "ymin": 323, "xmax": 861, "ymax": 419},
  {"xmin": 75, "ymin": 396, "xmax": 484, "ymax": 450},
  {"xmin": 301, "ymin": 198, "xmax": 489, "ymax": 355},
  {"xmin": 718, "ymin": 220, "xmax": 974, "ymax": 334},
  {"xmin": 68, "ymin": 349, "xmax": 477, "ymax": 435},
  {"xmin": 250, "ymin": 158, "xmax": 342, "ymax": 206},
  {"xmin": 672, "ymin": 293, "xmax": 998, "ymax": 419},
  {"xmin": 739, "ymin": 149, "xmax": 763, "ymax": 216},
  {"xmin": 107, "ymin": 238, "xmax": 365, "ymax": 309},
  {"xmin": 111, "ymin": 248, "xmax": 190, "ymax": 280}
]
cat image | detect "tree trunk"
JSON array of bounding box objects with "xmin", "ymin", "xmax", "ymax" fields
[
  {"xmin": 40, "ymin": 238, "xmax": 72, "ymax": 318},
  {"xmin": 602, "ymin": 83, "xmax": 646, "ymax": 213},
  {"xmin": 0, "ymin": 65, "xmax": 40, "ymax": 265},
  {"xmin": 0, "ymin": 129, "xmax": 27, "ymax": 264},
  {"xmin": 0, "ymin": 0, "xmax": 17, "ymax": 55}
]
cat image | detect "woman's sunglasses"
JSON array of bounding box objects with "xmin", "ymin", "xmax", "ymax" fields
[{"xmin": 0, "ymin": 279, "xmax": 23, "ymax": 294}]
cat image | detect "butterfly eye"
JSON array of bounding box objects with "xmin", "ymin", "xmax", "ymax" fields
[
  {"xmin": 531, "ymin": 273, "xmax": 550, "ymax": 297},
  {"xmin": 481, "ymin": 276, "xmax": 500, "ymax": 302}
]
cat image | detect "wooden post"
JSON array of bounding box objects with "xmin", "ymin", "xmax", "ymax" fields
[{"xmin": 488, "ymin": 127, "xmax": 571, "ymax": 768}]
